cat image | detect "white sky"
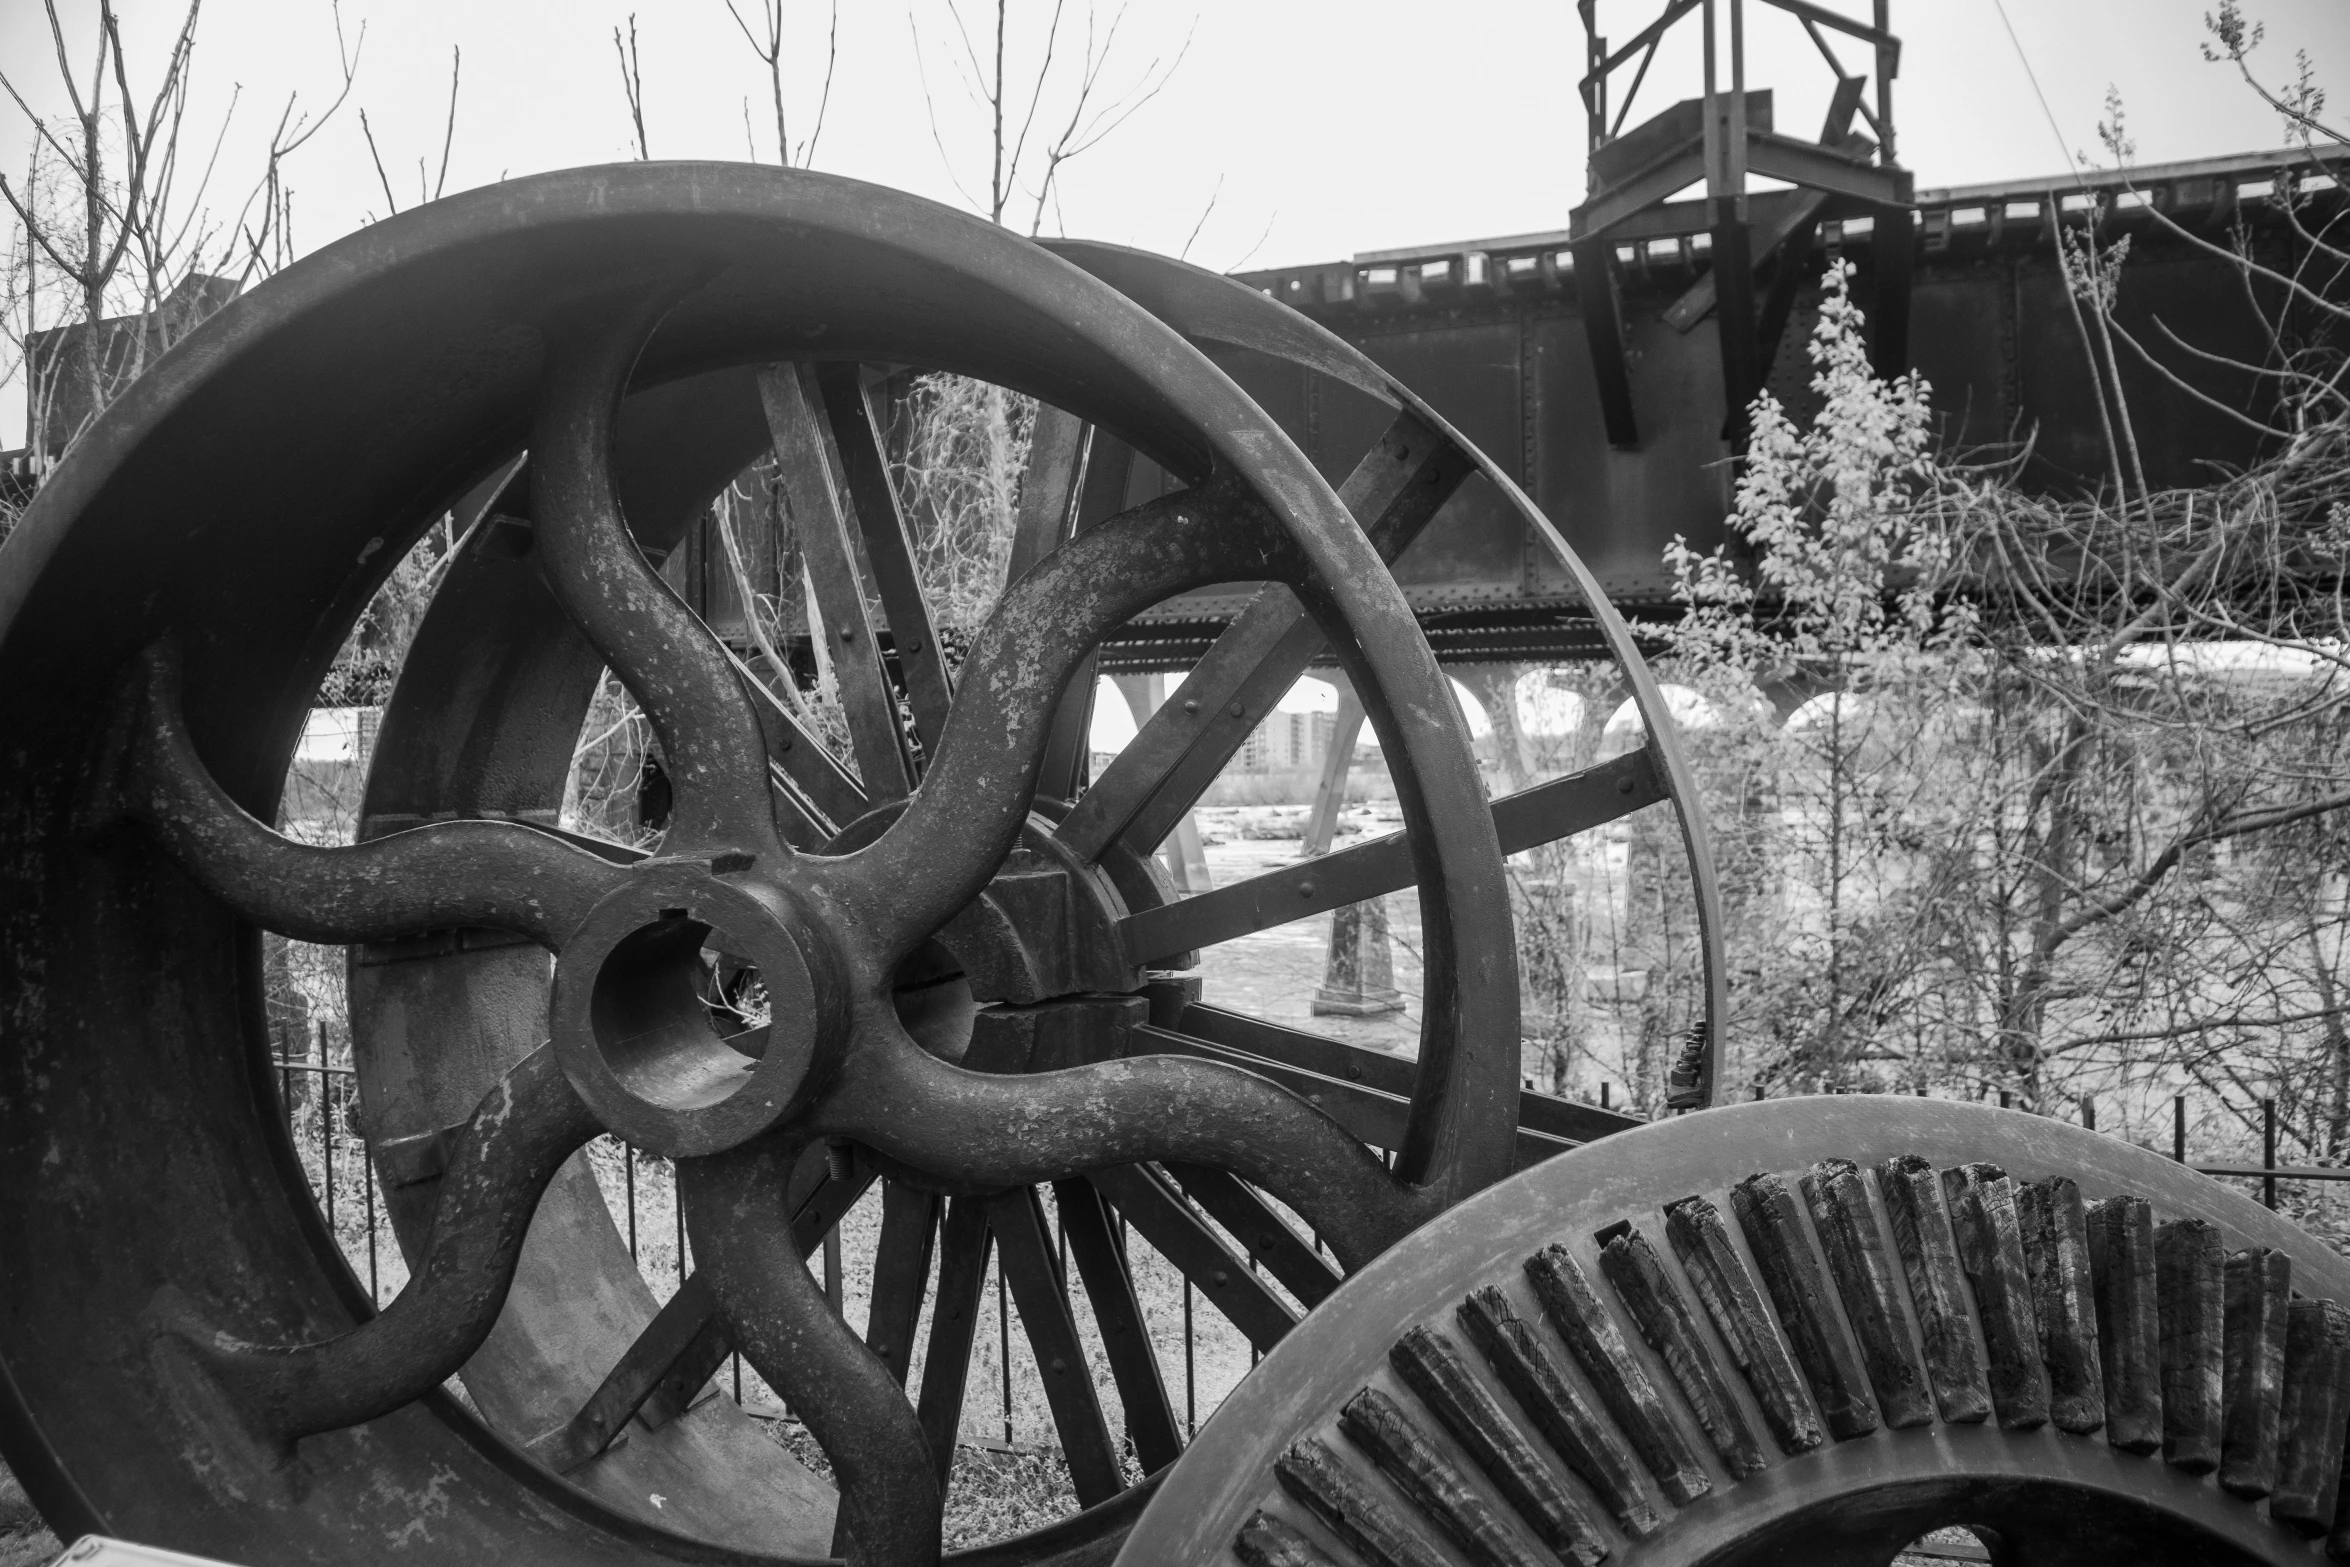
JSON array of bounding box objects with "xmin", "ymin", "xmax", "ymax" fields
[
  {"xmin": 5, "ymin": 0, "xmax": 2343, "ymax": 435},
  {"xmin": 8, "ymin": 1, "xmax": 2346, "ymax": 753}
]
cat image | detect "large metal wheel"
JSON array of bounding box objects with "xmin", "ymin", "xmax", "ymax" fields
[
  {"xmin": 0, "ymin": 163, "xmax": 1712, "ymax": 1566},
  {"xmin": 1124, "ymin": 1096, "xmax": 2350, "ymax": 1567}
]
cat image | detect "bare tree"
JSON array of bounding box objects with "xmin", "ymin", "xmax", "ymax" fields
[
  {"xmin": 614, "ymin": 15, "xmax": 649, "ymax": 160},
  {"xmin": 359, "ymin": 48, "xmax": 461, "ymax": 220},
  {"xmin": 911, "ymin": 0, "xmax": 1191, "ymax": 235},
  {"xmin": 724, "ymin": 0, "xmax": 838, "ymax": 168},
  {"xmin": 1, "ymin": 0, "xmax": 361, "ymax": 470}
]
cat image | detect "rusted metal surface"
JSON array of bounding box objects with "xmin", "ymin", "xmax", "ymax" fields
[
  {"xmin": 1215, "ymin": 146, "xmax": 2348, "ymax": 633},
  {"xmin": 0, "ymin": 157, "xmax": 1724, "ymax": 1567},
  {"xmin": 1121, "ymin": 1097, "xmax": 2350, "ymax": 1567}
]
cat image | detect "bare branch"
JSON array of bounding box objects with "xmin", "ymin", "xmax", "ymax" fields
[
  {"xmin": 434, "ymin": 47, "xmax": 461, "ymax": 201},
  {"xmin": 614, "ymin": 15, "xmax": 649, "ymax": 161},
  {"xmin": 359, "ymin": 109, "xmax": 399, "ymax": 216},
  {"xmin": 803, "ymin": 0, "xmax": 839, "ymax": 167},
  {"xmin": 1177, "ymin": 172, "xmax": 1220, "ymax": 261}
]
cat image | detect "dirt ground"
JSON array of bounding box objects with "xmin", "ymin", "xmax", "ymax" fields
[{"xmin": 1187, "ymin": 802, "xmax": 1428, "ymax": 1057}]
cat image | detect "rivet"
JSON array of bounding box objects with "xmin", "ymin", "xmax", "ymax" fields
[
  {"xmin": 1617, "ymin": 775, "xmax": 1635, "ymax": 794},
  {"xmin": 1211, "ymin": 1270, "xmax": 1230, "ymax": 1287},
  {"xmin": 1299, "ymin": 882, "xmax": 1316, "ymax": 898},
  {"xmin": 1183, "ymin": 699, "xmax": 1201, "ymax": 714},
  {"xmin": 839, "ymin": 625, "xmax": 856, "ymax": 641},
  {"xmin": 1228, "ymin": 701, "xmax": 1245, "ymax": 717}
]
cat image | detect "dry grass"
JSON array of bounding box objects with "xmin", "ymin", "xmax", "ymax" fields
[{"xmin": 0, "ymin": 1462, "xmax": 57, "ymax": 1567}]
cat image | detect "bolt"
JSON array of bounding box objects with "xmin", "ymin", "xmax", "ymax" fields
[
  {"xmin": 825, "ymin": 1140, "xmax": 853, "ymax": 1181},
  {"xmin": 710, "ymin": 851, "xmax": 755, "ymax": 874}
]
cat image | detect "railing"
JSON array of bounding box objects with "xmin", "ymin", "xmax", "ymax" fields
[
  {"xmin": 267, "ymin": 1046, "xmax": 1257, "ymax": 1460},
  {"xmin": 271, "ymin": 1041, "xmax": 2348, "ymax": 1476},
  {"xmin": 1742, "ymin": 1080, "xmax": 2350, "ymax": 1211}
]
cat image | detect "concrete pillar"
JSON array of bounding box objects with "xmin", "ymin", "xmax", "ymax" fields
[
  {"xmin": 1453, "ymin": 662, "xmax": 1532, "ymax": 792},
  {"xmin": 1305, "ymin": 676, "xmax": 1403, "ymax": 1017}
]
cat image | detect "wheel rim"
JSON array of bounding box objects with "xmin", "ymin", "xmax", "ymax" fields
[
  {"xmin": 1122, "ymin": 1096, "xmax": 2350, "ymax": 1567},
  {"xmin": 0, "ymin": 163, "xmax": 1529, "ymax": 1566}
]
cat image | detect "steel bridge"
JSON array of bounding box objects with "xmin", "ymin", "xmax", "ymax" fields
[{"xmin": 1070, "ymin": 145, "xmax": 2349, "ymax": 673}]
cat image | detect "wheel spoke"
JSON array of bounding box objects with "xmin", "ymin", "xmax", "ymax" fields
[
  {"xmin": 1119, "ymin": 746, "xmax": 1667, "ymax": 965},
  {"xmin": 151, "ymin": 1044, "xmax": 600, "ymax": 1445},
  {"xmin": 1054, "ymin": 409, "xmax": 1472, "ymax": 865},
  {"xmin": 811, "ymin": 474, "xmax": 1296, "ymax": 961},
  {"xmin": 864, "ymin": 1180, "xmax": 941, "ymax": 1386},
  {"xmin": 1174, "ymin": 1004, "xmax": 1643, "ymax": 1148},
  {"xmin": 1054, "ymin": 1177, "xmax": 1183, "ymax": 1475},
  {"xmin": 1163, "ymin": 1163, "xmax": 1343, "ymax": 1309},
  {"xmin": 760, "ymin": 363, "xmax": 917, "ymax": 802},
  {"xmin": 812, "ymin": 1027, "xmax": 1426, "ymax": 1271},
  {"xmin": 682, "ymin": 1137, "xmax": 938, "ymax": 1567},
  {"xmin": 813, "ymin": 365, "xmax": 956, "ymax": 761},
  {"xmin": 116, "ymin": 644, "xmax": 623, "ymax": 947},
  {"xmin": 1087, "ymin": 1164, "xmax": 1299, "ymax": 1355},
  {"xmin": 723, "ymin": 639, "xmax": 870, "ymax": 842},
  {"xmin": 1131, "ymin": 1019, "xmax": 1578, "ymax": 1173},
  {"xmin": 914, "ymin": 1195, "xmax": 994, "ymax": 1490},
  {"xmin": 990, "ymin": 1185, "xmax": 1125, "ymax": 1507},
  {"xmin": 1033, "ymin": 426, "xmax": 1132, "ymax": 804},
  {"xmin": 524, "ymin": 1272, "xmax": 731, "ymax": 1474},
  {"xmin": 533, "ymin": 311, "xmax": 779, "ymax": 854}
]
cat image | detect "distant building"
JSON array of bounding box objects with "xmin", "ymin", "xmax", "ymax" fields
[{"xmin": 1235, "ymin": 708, "xmax": 1336, "ymax": 773}]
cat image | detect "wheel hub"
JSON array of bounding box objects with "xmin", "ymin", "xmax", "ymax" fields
[{"xmin": 550, "ymin": 855, "xmax": 847, "ymax": 1157}]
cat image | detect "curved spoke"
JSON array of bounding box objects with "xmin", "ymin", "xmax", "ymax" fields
[
  {"xmin": 681, "ymin": 1136, "xmax": 939, "ymax": 1567},
  {"xmin": 116, "ymin": 645, "xmax": 624, "ymax": 947},
  {"xmin": 812, "ymin": 474, "xmax": 1294, "ymax": 963},
  {"xmin": 532, "ymin": 306, "xmax": 779, "ymax": 854},
  {"xmin": 150, "ymin": 1045, "xmax": 599, "ymax": 1445},
  {"xmin": 811, "ymin": 1021, "xmax": 1430, "ymax": 1272}
]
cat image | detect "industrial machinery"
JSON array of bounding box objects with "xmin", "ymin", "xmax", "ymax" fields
[
  {"xmin": 3, "ymin": 12, "xmax": 2340, "ymax": 1562},
  {"xmin": 0, "ymin": 161, "xmax": 1719, "ymax": 1566},
  {"xmin": 1124, "ymin": 1097, "xmax": 2350, "ymax": 1567}
]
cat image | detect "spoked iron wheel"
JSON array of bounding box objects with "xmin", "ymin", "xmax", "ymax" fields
[
  {"xmin": 1128, "ymin": 1097, "xmax": 2350, "ymax": 1567},
  {"xmin": 0, "ymin": 164, "xmax": 1715, "ymax": 1566}
]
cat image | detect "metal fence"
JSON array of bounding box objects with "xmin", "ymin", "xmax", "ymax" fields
[
  {"xmin": 269, "ymin": 1048, "xmax": 2350, "ymax": 1467},
  {"xmin": 267, "ymin": 1047, "xmax": 1265, "ymax": 1458},
  {"xmin": 1744, "ymin": 1081, "xmax": 2350, "ymax": 1211}
]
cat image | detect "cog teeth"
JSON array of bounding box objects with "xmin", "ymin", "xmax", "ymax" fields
[{"xmin": 1224, "ymin": 1141, "xmax": 2350, "ymax": 1567}]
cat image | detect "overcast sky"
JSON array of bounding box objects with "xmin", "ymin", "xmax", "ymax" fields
[
  {"xmin": 7, "ymin": 1, "xmax": 2347, "ymax": 735},
  {"xmin": 5, "ymin": 1, "xmax": 2344, "ymax": 283}
]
